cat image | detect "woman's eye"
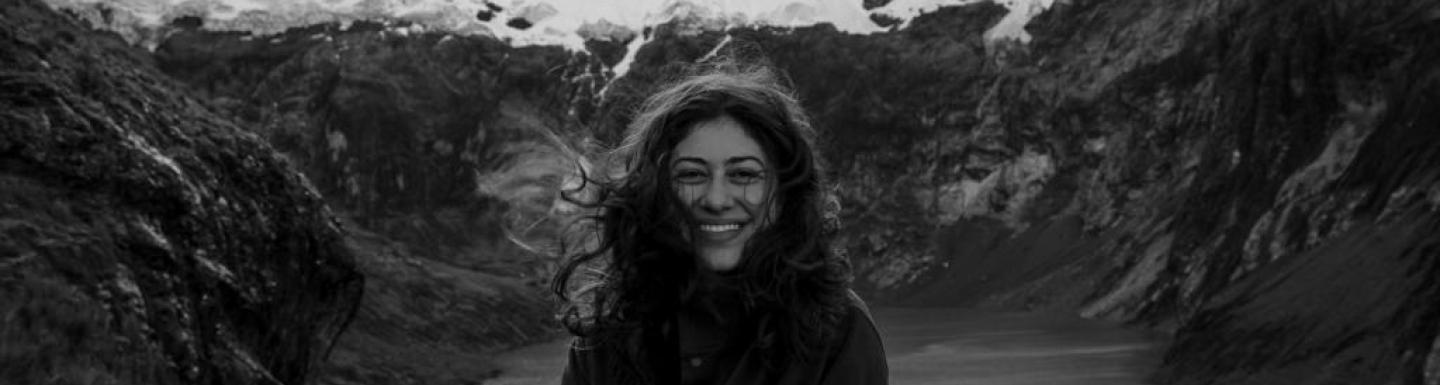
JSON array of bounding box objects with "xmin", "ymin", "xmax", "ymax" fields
[
  {"xmin": 674, "ymin": 170, "xmax": 707, "ymax": 184},
  {"xmin": 728, "ymin": 169, "xmax": 764, "ymax": 184}
]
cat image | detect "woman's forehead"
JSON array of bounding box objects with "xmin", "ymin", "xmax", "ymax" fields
[{"xmin": 672, "ymin": 115, "xmax": 767, "ymax": 165}]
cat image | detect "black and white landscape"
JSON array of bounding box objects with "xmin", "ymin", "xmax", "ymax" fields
[{"xmin": 3, "ymin": 0, "xmax": 1438, "ymax": 384}]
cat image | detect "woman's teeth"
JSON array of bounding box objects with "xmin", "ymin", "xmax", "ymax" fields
[{"xmin": 699, "ymin": 223, "xmax": 743, "ymax": 232}]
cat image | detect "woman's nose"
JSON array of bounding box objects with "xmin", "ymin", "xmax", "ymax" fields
[{"xmin": 700, "ymin": 178, "xmax": 733, "ymax": 212}]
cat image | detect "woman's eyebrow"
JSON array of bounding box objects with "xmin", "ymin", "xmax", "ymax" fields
[
  {"xmin": 672, "ymin": 156, "xmax": 764, "ymax": 166},
  {"xmin": 725, "ymin": 156, "xmax": 764, "ymax": 166},
  {"xmin": 673, "ymin": 157, "xmax": 707, "ymax": 166}
]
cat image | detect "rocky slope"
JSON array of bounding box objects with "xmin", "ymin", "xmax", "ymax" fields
[
  {"xmin": 142, "ymin": 16, "xmax": 595, "ymax": 385},
  {"xmin": 0, "ymin": 0, "xmax": 363, "ymax": 384},
  {"xmin": 863, "ymin": 0, "xmax": 1440, "ymax": 382},
  {"xmin": 995, "ymin": 1, "xmax": 1438, "ymax": 382},
  {"xmin": 47, "ymin": 0, "xmax": 1440, "ymax": 383}
]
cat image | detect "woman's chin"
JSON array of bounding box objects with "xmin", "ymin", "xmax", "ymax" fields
[{"xmin": 698, "ymin": 250, "xmax": 743, "ymax": 272}]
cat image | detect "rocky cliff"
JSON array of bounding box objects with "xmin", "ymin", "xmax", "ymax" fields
[
  {"xmin": 977, "ymin": 0, "xmax": 1438, "ymax": 382},
  {"xmin": 0, "ymin": 0, "xmax": 363, "ymax": 384},
  {"xmin": 141, "ymin": 15, "xmax": 592, "ymax": 385},
  {"xmin": 41, "ymin": 0, "xmax": 1440, "ymax": 383}
]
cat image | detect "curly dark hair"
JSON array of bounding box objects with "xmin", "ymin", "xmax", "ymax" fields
[{"xmin": 551, "ymin": 59, "xmax": 852, "ymax": 380}]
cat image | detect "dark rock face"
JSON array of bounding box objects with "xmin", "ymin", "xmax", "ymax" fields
[
  {"xmin": 927, "ymin": 0, "xmax": 1437, "ymax": 382},
  {"xmin": 1014, "ymin": 0, "xmax": 1439, "ymax": 381},
  {"xmin": 0, "ymin": 0, "xmax": 363, "ymax": 384},
  {"xmin": 506, "ymin": 17, "xmax": 534, "ymax": 30},
  {"xmin": 152, "ymin": 25, "xmax": 602, "ymax": 263},
  {"xmin": 1124, "ymin": 0, "xmax": 1440, "ymax": 380},
  {"xmin": 322, "ymin": 219, "xmax": 553, "ymax": 384},
  {"xmin": 148, "ymin": 19, "xmax": 600, "ymax": 385}
]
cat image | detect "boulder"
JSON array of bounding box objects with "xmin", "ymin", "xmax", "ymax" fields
[{"xmin": 0, "ymin": 0, "xmax": 363, "ymax": 384}]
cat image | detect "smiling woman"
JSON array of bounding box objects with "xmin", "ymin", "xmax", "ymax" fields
[
  {"xmin": 671, "ymin": 115, "xmax": 776, "ymax": 271},
  {"xmin": 552, "ymin": 57, "xmax": 887, "ymax": 385}
]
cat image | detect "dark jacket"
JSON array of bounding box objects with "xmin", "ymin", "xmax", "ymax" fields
[{"xmin": 561, "ymin": 291, "xmax": 888, "ymax": 385}]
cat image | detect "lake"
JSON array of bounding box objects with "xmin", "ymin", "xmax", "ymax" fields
[{"xmin": 483, "ymin": 307, "xmax": 1166, "ymax": 384}]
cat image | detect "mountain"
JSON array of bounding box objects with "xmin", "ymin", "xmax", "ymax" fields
[
  {"xmin": 20, "ymin": 0, "xmax": 1440, "ymax": 383},
  {"xmin": 0, "ymin": 0, "xmax": 363, "ymax": 383},
  {"xmin": 148, "ymin": 19, "xmax": 582, "ymax": 385}
]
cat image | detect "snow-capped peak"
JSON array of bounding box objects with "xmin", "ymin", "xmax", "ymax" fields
[{"xmin": 46, "ymin": 0, "xmax": 1055, "ymax": 77}]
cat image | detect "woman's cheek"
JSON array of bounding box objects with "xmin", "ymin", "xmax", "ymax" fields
[
  {"xmin": 744, "ymin": 187, "xmax": 767, "ymax": 207},
  {"xmin": 674, "ymin": 184, "xmax": 698, "ymax": 204}
]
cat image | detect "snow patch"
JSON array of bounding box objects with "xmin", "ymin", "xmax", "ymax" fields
[
  {"xmin": 983, "ymin": 0, "xmax": 1054, "ymax": 43},
  {"xmin": 49, "ymin": 0, "xmax": 1056, "ymax": 77},
  {"xmin": 698, "ymin": 33, "xmax": 733, "ymax": 62},
  {"xmin": 600, "ymin": 24, "xmax": 653, "ymax": 96},
  {"xmin": 873, "ymin": 0, "xmax": 1054, "ymax": 42}
]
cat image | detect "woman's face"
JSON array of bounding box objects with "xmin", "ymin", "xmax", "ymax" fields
[{"xmin": 670, "ymin": 114, "xmax": 774, "ymax": 272}]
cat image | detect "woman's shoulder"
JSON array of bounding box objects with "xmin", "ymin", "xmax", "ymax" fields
[
  {"xmin": 564, "ymin": 326, "xmax": 635, "ymax": 364},
  {"xmin": 566, "ymin": 327, "xmax": 634, "ymax": 352},
  {"xmin": 563, "ymin": 333, "xmax": 646, "ymax": 385},
  {"xmin": 808, "ymin": 289, "xmax": 880, "ymax": 355},
  {"xmin": 812, "ymin": 289, "xmax": 888, "ymax": 384},
  {"xmin": 838, "ymin": 289, "xmax": 880, "ymax": 344},
  {"xmin": 844, "ymin": 289, "xmax": 873, "ymax": 320}
]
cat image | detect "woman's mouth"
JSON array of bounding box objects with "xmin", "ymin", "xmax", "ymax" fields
[
  {"xmin": 699, "ymin": 223, "xmax": 744, "ymax": 232},
  {"xmin": 696, "ymin": 221, "xmax": 750, "ymax": 243}
]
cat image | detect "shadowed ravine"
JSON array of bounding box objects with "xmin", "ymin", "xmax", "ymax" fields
[{"xmin": 483, "ymin": 308, "xmax": 1165, "ymax": 385}]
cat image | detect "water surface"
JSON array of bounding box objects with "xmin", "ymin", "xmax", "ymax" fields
[
  {"xmin": 875, "ymin": 307, "xmax": 1163, "ymax": 385},
  {"xmin": 484, "ymin": 307, "xmax": 1165, "ymax": 384}
]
